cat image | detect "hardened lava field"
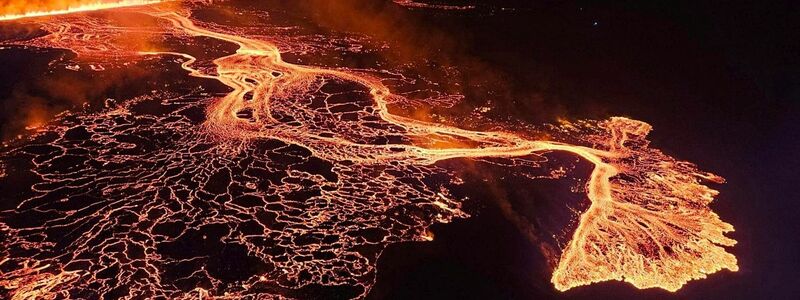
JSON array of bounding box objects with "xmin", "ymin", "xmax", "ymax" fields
[{"xmin": 0, "ymin": 1, "xmax": 737, "ymax": 299}]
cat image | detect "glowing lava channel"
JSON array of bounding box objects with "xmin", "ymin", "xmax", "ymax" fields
[
  {"xmin": 146, "ymin": 15, "xmax": 738, "ymax": 292},
  {"xmin": 0, "ymin": 0, "xmax": 166, "ymax": 21}
]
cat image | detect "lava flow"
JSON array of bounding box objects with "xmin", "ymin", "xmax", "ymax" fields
[
  {"xmin": 0, "ymin": 2, "xmax": 737, "ymax": 299},
  {"xmin": 0, "ymin": 0, "xmax": 167, "ymax": 21}
]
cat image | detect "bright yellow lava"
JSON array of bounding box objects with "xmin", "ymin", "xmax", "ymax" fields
[{"xmin": 0, "ymin": 0, "xmax": 165, "ymax": 21}]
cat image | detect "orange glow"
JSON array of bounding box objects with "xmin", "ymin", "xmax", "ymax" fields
[
  {"xmin": 22, "ymin": 105, "xmax": 48, "ymax": 130},
  {"xmin": 0, "ymin": 259, "xmax": 80, "ymax": 300},
  {"xmin": 0, "ymin": 2, "xmax": 737, "ymax": 298},
  {"xmin": 0, "ymin": 0, "xmax": 166, "ymax": 21}
]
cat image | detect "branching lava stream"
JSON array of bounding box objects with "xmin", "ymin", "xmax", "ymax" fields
[{"xmin": 0, "ymin": 2, "xmax": 737, "ymax": 299}]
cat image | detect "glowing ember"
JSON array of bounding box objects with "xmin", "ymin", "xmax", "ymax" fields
[{"xmin": 0, "ymin": 2, "xmax": 737, "ymax": 298}]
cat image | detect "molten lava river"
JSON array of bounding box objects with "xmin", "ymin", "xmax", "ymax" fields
[{"xmin": 0, "ymin": 1, "xmax": 737, "ymax": 299}]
